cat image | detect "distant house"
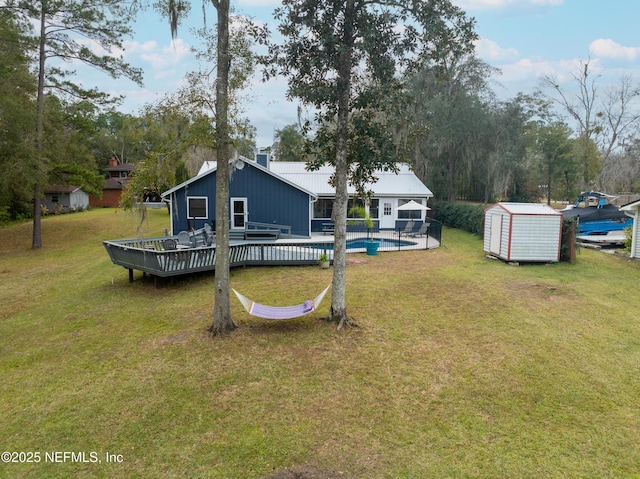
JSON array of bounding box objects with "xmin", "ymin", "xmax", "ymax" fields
[
  {"xmin": 43, "ymin": 185, "xmax": 89, "ymax": 212},
  {"xmin": 89, "ymin": 157, "xmax": 135, "ymax": 208},
  {"xmin": 162, "ymin": 155, "xmax": 433, "ymax": 237},
  {"xmin": 620, "ymin": 200, "xmax": 640, "ymax": 258}
]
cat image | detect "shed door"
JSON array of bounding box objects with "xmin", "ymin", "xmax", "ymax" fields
[
  {"xmin": 490, "ymin": 214, "xmax": 502, "ymax": 255},
  {"xmin": 231, "ymin": 198, "xmax": 247, "ymax": 230}
]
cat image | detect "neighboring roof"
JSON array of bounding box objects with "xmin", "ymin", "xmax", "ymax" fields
[
  {"xmin": 489, "ymin": 202, "xmax": 562, "ymax": 216},
  {"xmin": 107, "ymin": 162, "xmax": 136, "ymax": 172},
  {"xmin": 44, "ymin": 185, "xmax": 83, "ymax": 194},
  {"xmin": 268, "ymin": 161, "xmax": 433, "ymax": 197},
  {"xmin": 162, "ymin": 157, "xmax": 317, "ymax": 199},
  {"xmin": 104, "ymin": 178, "xmax": 129, "ymax": 190}
]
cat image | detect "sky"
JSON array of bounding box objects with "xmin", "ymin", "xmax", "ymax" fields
[{"xmin": 81, "ymin": 0, "xmax": 640, "ymax": 149}]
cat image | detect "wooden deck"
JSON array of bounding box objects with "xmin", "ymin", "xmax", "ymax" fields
[
  {"xmin": 103, "ymin": 236, "xmax": 334, "ymax": 281},
  {"xmin": 103, "ymin": 227, "xmax": 440, "ymax": 284}
]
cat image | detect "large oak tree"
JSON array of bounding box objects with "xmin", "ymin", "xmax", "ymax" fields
[{"xmin": 268, "ymin": 0, "xmax": 477, "ymax": 327}]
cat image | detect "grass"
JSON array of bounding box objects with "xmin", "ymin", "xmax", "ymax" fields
[{"xmin": 1, "ymin": 208, "xmax": 639, "ymax": 478}]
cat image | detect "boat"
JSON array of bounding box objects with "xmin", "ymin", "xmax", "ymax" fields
[{"xmin": 561, "ymin": 191, "xmax": 633, "ymax": 245}]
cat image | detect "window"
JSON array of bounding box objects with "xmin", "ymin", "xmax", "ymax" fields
[
  {"xmin": 369, "ymin": 199, "xmax": 379, "ymax": 219},
  {"xmin": 383, "ymin": 202, "xmax": 392, "ymax": 216},
  {"xmin": 313, "ymin": 198, "xmax": 379, "ymax": 219},
  {"xmin": 187, "ymin": 197, "xmax": 208, "ymax": 219},
  {"xmin": 397, "ymin": 199, "xmax": 423, "ymax": 220},
  {"xmin": 51, "ymin": 195, "xmax": 59, "ymax": 203},
  {"xmin": 313, "ymin": 198, "xmax": 333, "ymax": 219}
]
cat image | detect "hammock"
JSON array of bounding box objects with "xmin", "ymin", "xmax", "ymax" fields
[{"xmin": 232, "ymin": 284, "xmax": 331, "ymax": 320}]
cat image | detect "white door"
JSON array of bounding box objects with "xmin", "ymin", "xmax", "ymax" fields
[
  {"xmin": 231, "ymin": 198, "xmax": 247, "ymax": 229},
  {"xmin": 379, "ymin": 201, "xmax": 394, "ymax": 229},
  {"xmin": 489, "ymin": 214, "xmax": 502, "ymax": 255}
]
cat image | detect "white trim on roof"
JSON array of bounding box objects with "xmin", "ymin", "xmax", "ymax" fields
[{"xmin": 161, "ymin": 156, "xmax": 317, "ymax": 199}]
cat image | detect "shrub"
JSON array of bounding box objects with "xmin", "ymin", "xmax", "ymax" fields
[
  {"xmin": 432, "ymin": 201, "xmax": 486, "ymax": 236},
  {"xmin": 623, "ymin": 227, "xmax": 633, "ymax": 252}
]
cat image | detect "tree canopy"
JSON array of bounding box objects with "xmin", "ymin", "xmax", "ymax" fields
[{"xmin": 268, "ymin": 0, "xmax": 477, "ymax": 327}]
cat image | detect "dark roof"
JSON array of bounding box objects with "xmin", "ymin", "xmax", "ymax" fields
[
  {"xmin": 107, "ymin": 162, "xmax": 136, "ymax": 172},
  {"xmin": 104, "ymin": 178, "xmax": 129, "ymax": 190}
]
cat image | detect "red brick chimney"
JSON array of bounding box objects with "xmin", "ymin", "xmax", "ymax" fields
[{"xmin": 108, "ymin": 156, "xmax": 118, "ymax": 167}]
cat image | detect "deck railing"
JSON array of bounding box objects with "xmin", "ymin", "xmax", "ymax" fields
[
  {"xmin": 103, "ymin": 222, "xmax": 441, "ymax": 282},
  {"xmin": 103, "ymin": 237, "xmax": 334, "ymax": 279}
]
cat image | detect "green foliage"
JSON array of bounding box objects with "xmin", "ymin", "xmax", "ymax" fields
[
  {"xmin": 272, "ymin": 124, "xmax": 305, "ymax": 161},
  {"xmin": 623, "ymin": 227, "xmax": 633, "ymax": 252},
  {"xmin": 0, "ymin": 206, "xmax": 11, "ymax": 226},
  {"xmin": 0, "ymin": 11, "xmax": 37, "ymax": 220},
  {"xmin": 269, "ymin": 0, "xmax": 478, "ymax": 193},
  {"xmin": 433, "ymin": 201, "xmax": 486, "ymax": 236}
]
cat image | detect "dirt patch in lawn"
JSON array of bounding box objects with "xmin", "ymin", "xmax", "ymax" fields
[{"xmin": 261, "ymin": 465, "xmax": 349, "ymax": 479}]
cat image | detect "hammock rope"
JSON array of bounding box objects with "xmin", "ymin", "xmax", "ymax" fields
[{"xmin": 232, "ymin": 284, "xmax": 331, "ymax": 320}]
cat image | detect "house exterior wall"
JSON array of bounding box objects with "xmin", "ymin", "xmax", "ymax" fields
[
  {"xmin": 484, "ymin": 204, "xmax": 561, "ymax": 262},
  {"xmin": 44, "ymin": 189, "xmax": 89, "ymax": 212},
  {"xmin": 90, "ymin": 189, "xmax": 122, "ymax": 208},
  {"xmin": 169, "ymin": 166, "xmax": 312, "ymax": 236}
]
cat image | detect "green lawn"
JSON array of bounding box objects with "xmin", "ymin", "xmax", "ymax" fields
[{"xmin": 1, "ymin": 208, "xmax": 639, "ymax": 478}]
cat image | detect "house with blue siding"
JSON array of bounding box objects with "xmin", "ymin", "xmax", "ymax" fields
[
  {"xmin": 162, "ymin": 157, "xmax": 317, "ymax": 237},
  {"xmin": 162, "ymin": 155, "xmax": 433, "ymax": 237}
]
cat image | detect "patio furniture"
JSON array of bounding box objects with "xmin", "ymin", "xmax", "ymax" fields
[
  {"xmin": 163, "ymin": 238, "xmax": 177, "ymax": 250},
  {"xmin": 408, "ymin": 222, "xmax": 430, "ymax": 237},
  {"xmin": 399, "ymin": 220, "xmax": 415, "ymax": 237},
  {"xmin": 177, "ymin": 231, "xmax": 192, "ymax": 247}
]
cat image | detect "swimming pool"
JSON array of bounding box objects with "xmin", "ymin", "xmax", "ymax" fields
[{"xmin": 315, "ymin": 237, "xmax": 417, "ymax": 250}]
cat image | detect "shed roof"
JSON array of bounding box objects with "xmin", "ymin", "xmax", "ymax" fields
[
  {"xmin": 44, "ymin": 184, "xmax": 83, "ymax": 194},
  {"xmin": 268, "ymin": 162, "xmax": 432, "ymax": 197},
  {"xmin": 489, "ymin": 202, "xmax": 562, "ymax": 216}
]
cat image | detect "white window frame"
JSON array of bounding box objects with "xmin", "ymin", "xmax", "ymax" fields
[
  {"xmin": 230, "ymin": 197, "xmax": 248, "ymax": 229},
  {"xmin": 187, "ymin": 196, "xmax": 208, "ymax": 219}
]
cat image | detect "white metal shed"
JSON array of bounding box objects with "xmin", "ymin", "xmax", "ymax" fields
[{"xmin": 483, "ymin": 203, "xmax": 562, "ymax": 262}]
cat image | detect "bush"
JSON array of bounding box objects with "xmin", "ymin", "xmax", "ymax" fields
[
  {"xmin": 432, "ymin": 201, "xmax": 486, "ymax": 236},
  {"xmin": 623, "ymin": 227, "xmax": 633, "ymax": 252},
  {"xmin": 0, "ymin": 206, "xmax": 10, "ymax": 226}
]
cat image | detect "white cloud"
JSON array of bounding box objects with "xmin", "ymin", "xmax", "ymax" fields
[
  {"xmin": 139, "ymin": 39, "xmax": 193, "ymax": 70},
  {"xmin": 589, "ymin": 39, "xmax": 640, "ymax": 61},
  {"xmin": 475, "ymin": 37, "xmax": 519, "ymax": 61}
]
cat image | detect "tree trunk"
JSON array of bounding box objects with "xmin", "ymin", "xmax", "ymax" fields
[
  {"xmin": 209, "ymin": 0, "xmax": 236, "ymax": 336},
  {"xmin": 32, "ymin": 8, "xmax": 47, "ymax": 250},
  {"xmin": 329, "ymin": 0, "xmax": 357, "ymax": 329}
]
